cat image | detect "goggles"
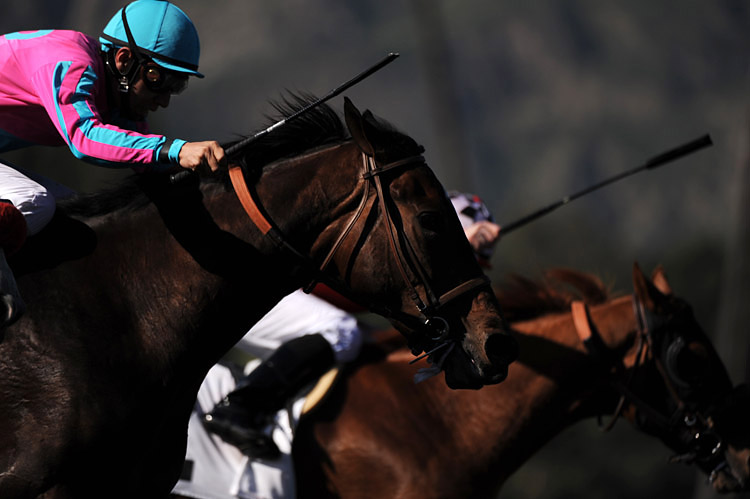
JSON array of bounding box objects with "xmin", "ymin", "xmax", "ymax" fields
[{"xmin": 141, "ymin": 62, "xmax": 189, "ymax": 95}]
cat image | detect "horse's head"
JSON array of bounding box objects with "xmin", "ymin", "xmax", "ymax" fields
[
  {"xmin": 334, "ymin": 98, "xmax": 518, "ymax": 389},
  {"xmin": 624, "ymin": 263, "xmax": 749, "ymax": 492},
  {"xmin": 226, "ymin": 95, "xmax": 517, "ymax": 388}
]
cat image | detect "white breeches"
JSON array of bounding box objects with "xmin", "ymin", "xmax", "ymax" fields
[
  {"xmin": 235, "ymin": 289, "xmax": 364, "ymax": 364},
  {"xmin": 0, "ymin": 161, "xmax": 68, "ymax": 236}
]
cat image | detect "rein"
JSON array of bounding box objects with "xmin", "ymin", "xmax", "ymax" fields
[
  {"xmin": 227, "ymin": 147, "xmax": 489, "ymax": 358},
  {"xmin": 571, "ymin": 299, "xmax": 727, "ymax": 478}
]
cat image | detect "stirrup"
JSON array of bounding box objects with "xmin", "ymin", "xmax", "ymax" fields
[{"xmin": 203, "ymin": 404, "xmax": 281, "ymax": 460}]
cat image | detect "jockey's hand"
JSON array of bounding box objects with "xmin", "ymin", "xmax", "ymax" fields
[
  {"xmin": 179, "ymin": 141, "xmax": 227, "ymax": 173},
  {"xmin": 464, "ymin": 220, "xmax": 501, "ymax": 255}
]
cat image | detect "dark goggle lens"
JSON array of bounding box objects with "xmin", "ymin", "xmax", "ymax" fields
[{"xmin": 142, "ymin": 64, "xmax": 188, "ymax": 95}]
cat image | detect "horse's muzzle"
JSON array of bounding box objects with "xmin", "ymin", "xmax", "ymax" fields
[
  {"xmin": 445, "ymin": 331, "xmax": 519, "ymax": 389},
  {"xmin": 486, "ymin": 331, "xmax": 519, "ymax": 370}
]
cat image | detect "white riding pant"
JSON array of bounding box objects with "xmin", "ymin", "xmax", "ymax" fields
[
  {"xmin": 173, "ymin": 291, "xmax": 364, "ymax": 498},
  {"xmin": 235, "ymin": 289, "xmax": 363, "ymax": 364},
  {"xmin": 0, "ymin": 161, "xmax": 74, "ymax": 236}
]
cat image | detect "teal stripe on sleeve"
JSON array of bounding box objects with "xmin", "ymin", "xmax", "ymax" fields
[
  {"xmin": 56, "ymin": 63, "xmax": 165, "ymax": 166},
  {"xmin": 52, "ymin": 61, "xmax": 74, "ymax": 148},
  {"xmin": 4, "ymin": 30, "xmax": 53, "ymax": 40},
  {"xmin": 168, "ymin": 139, "xmax": 186, "ymax": 164}
]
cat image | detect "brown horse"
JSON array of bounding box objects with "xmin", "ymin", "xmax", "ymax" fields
[
  {"xmin": 0, "ymin": 96, "xmax": 517, "ymax": 498},
  {"xmin": 293, "ymin": 264, "xmax": 750, "ymax": 498}
]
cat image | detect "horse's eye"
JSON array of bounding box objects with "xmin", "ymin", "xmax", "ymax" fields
[
  {"xmin": 666, "ymin": 336, "xmax": 710, "ymax": 388},
  {"xmin": 418, "ymin": 212, "xmax": 444, "ymax": 233}
]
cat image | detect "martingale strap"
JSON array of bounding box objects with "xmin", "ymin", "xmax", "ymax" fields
[
  {"xmin": 228, "ymin": 165, "xmax": 317, "ymax": 276},
  {"xmin": 228, "ymin": 166, "xmax": 272, "ymax": 235}
]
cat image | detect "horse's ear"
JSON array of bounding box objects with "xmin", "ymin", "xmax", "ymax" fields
[
  {"xmin": 344, "ymin": 97, "xmax": 375, "ymax": 156},
  {"xmin": 651, "ymin": 265, "xmax": 673, "ymax": 296},
  {"xmin": 632, "ymin": 262, "xmax": 669, "ymax": 311},
  {"xmin": 362, "ymin": 110, "xmax": 378, "ymax": 127}
]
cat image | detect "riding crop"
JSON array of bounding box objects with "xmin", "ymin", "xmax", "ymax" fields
[
  {"xmin": 170, "ymin": 53, "xmax": 399, "ymax": 184},
  {"xmin": 498, "ymin": 134, "xmax": 713, "ymax": 236},
  {"xmin": 224, "ymin": 52, "xmax": 400, "ymax": 157}
]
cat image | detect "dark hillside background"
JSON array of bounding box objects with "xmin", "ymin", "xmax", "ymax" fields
[{"xmin": 2, "ymin": 1, "xmax": 748, "ymax": 497}]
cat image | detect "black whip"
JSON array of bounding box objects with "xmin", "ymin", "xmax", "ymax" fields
[
  {"xmin": 225, "ymin": 52, "xmax": 400, "ymax": 157},
  {"xmin": 170, "ymin": 52, "xmax": 400, "ymax": 184},
  {"xmin": 498, "ymin": 134, "xmax": 713, "ymax": 236}
]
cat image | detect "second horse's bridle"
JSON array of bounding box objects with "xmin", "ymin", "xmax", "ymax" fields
[{"xmin": 571, "ymin": 298, "xmax": 730, "ymax": 481}]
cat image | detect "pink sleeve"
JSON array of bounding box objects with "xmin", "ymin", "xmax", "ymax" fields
[{"xmin": 31, "ymin": 59, "xmax": 176, "ymax": 169}]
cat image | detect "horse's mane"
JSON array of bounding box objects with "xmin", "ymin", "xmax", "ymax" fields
[
  {"xmin": 230, "ymin": 92, "xmax": 348, "ymax": 169},
  {"xmin": 230, "ymin": 92, "xmax": 422, "ymax": 172},
  {"xmin": 495, "ymin": 268, "xmax": 612, "ymax": 322}
]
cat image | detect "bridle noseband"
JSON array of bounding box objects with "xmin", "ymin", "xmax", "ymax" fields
[
  {"xmin": 571, "ymin": 298, "xmax": 728, "ymax": 481},
  {"xmin": 228, "ymin": 146, "xmax": 490, "ymax": 360}
]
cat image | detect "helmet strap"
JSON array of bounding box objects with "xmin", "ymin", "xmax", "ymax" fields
[
  {"xmin": 99, "ymin": 6, "xmax": 145, "ymax": 120},
  {"xmin": 103, "ymin": 48, "xmax": 138, "ymax": 93},
  {"xmin": 101, "ymin": 5, "xmax": 146, "ymax": 93},
  {"xmin": 118, "ymin": 5, "xmax": 148, "ymax": 92},
  {"xmin": 101, "ymin": 48, "xmax": 141, "ymax": 121}
]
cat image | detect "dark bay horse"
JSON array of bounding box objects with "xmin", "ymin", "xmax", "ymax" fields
[
  {"xmin": 0, "ymin": 96, "xmax": 517, "ymax": 498},
  {"xmin": 293, "ymin": 264, "xmax": 750, "ymax": 498}
]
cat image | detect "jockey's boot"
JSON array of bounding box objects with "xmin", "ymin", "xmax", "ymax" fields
[
  {"xmin": 203, "ymin": 333, "xmax": 335, "ymax": 460},
  {"xmin": 0, "ymin": 201, "xmax": 27, "ymax": 328}
]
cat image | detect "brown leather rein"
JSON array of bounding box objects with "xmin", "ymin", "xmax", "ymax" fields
[{"xmin": 227, "ymin": 148, "xmax": 490, "ymax": 354}]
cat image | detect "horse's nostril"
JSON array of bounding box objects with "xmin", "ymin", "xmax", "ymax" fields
[{"xmin": 485, "ymin": 332, "xmax": 519, "ymax": 366}]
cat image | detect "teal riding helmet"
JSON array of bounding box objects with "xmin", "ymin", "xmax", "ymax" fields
[{"xmin": 100, "ymin": 0, "xmax": 203, "ymax": 78}]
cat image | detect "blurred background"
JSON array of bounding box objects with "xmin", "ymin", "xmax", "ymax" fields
[{"xmin": 2, "ymin": 1, "xmax": 748, "ymax": 497}]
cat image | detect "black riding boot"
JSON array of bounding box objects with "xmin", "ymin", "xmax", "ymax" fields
[{"xmin": 203, "ymin": 333, "xmax": 335, "ymax": 459}]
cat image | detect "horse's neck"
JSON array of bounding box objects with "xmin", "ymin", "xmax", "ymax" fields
[
  {"xmin": 311, "ymin": 296, "xmax": 644, "ymax": 496},
  {"xmin": 248, "ymin": 142, "xmax": 363, "ymax": 260},
  {"xmin": 123, "ymin": 147, "xmax": 365, "ymax": 356},
  {"xmin": 388, "ymin": 295, "xmax": 640, "ymax": 486},
  {"xmin": 500, "ymin": 294, "xmax": 637, "ymax": 415},
  {"xmin": 47, "ymin": 187, "xmax": 287, "ymax": 370},
  {"xmin": 491, "ymin": 296, "xmax": 639, "ymax": 470}
]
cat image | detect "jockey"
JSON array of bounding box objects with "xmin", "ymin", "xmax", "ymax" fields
[
  {"xmin": 0, "ymin": 0, "xmax": 226, "ymax": 326},
  {"xmin": 200, "ymin": 191, "xmax": 501, "ymax": 461}
]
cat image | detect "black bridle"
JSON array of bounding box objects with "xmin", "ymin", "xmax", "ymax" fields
[
  {"xmin": 573, "ymin": 297, "xmax": 730, "ymax": 481},
  {"xmin": 228, "ymin": 144, "xmax": 490, "ymax": 361}
]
